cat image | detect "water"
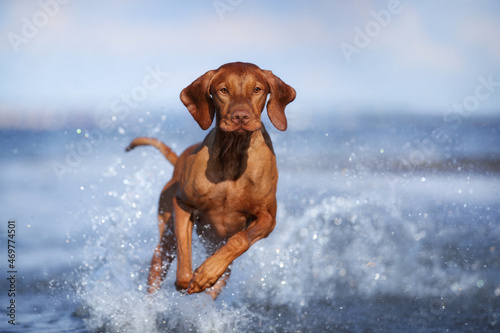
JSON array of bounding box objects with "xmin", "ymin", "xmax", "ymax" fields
[{"xmin": 0, "ymin": 112, "xmax": 499, "ymax": 332}]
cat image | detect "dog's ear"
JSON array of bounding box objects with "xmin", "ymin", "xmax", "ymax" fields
[
  {"xmin": 263, "ymin": 70, "xmax": 296, "ymax": 131},
  {"xmin": 180, "ymin": 70, "xmax": 216, "ymax": 130}
]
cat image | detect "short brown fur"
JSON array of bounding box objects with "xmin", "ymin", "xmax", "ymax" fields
[{"xmin": 126, "ymin": 62, "xmax": 295, "ymax": 299}]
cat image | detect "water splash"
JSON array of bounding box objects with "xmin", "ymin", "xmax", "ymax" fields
[{"xmin": 74, "ymin": 140, "xmax": 500, "ymax": 332}]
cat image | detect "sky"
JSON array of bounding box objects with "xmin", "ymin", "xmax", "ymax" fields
[{"xmin": 0, "ymin": 0, "xmax": 499, "ymax": 129}]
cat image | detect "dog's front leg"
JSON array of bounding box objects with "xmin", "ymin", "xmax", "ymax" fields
[
  {"xmin": 173, "ymin": 197, "xmax": 194, "ymax": 291},
  {"xmin": 187, "ymin": 209, "xmax": 276, "ymax": 294}
]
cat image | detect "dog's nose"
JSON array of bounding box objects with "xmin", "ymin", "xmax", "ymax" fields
[{"xmin": 231, "ymin": 110, "xmax": 251, "ymax": 125}]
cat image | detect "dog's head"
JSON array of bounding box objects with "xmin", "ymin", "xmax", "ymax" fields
[{"xmin": 180, "ymin": 62, "xmax": 296, "ymax": 132}]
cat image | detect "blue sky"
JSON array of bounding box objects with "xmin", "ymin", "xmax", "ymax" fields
[{"xmin": 1, "ymin": 0, "xmax": 499, "ymax": 129}]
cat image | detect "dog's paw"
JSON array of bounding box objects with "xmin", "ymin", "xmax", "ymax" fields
[
  {"xmin": 175, "ymin": 271, "xmax": 193, "ymax": 291},
  {"xmin": 187, "ymin": 261, "xmax": 225, "ymax": 294},
  {"xmin": 174, "ymin": 280, "xmax": 189, "ymax": 291}
]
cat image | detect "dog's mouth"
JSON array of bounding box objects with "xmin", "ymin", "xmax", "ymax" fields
[{"xmin": 220, "ymin": 118, "xmax": 262, "ymax": 133}]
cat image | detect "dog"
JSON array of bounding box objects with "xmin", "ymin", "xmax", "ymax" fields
[{"xmin": 126, "ymin": 62, "xmax": 296, "ymax": 299}]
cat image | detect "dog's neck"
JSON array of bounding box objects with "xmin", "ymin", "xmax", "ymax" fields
[
  {"xmin": 207, "ymin": 128, "xmax": 253, "ymax": 182},
  {"xmin": 216, "ymin": 129, "xmax": 252, "ymax": 162}
]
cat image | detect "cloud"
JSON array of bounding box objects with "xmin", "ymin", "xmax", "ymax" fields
[
  {"xmin": 1, "ymin": 0, "xmax": 499, "ymax": 121},
  {"xmin": 461, "ymin": 17, "xmax": 500, "ymax": 60},
  {"xmin": 376, "ymin": 6, "xmax": 463, "ymax": 71},
  {"xmin": 26, "ymin": 8, "xmax": 334, "ymax": 58}
]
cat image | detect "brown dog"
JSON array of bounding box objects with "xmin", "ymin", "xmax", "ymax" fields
[{"xmin": 126, "ymin": 62, "xmax": 296, "ymax": 299}]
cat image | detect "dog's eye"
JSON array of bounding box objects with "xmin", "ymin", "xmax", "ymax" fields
[
  {"xmin": 253, "ymin": 87, "xmax": 262, "ymax": 93},
  {"xmin": 220, "ymin": 88, "xmax": 228, "ymax": 94}
]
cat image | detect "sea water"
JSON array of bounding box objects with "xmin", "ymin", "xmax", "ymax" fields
[{"xmin": 0, "ymin": 113, "xmax": 499, "ymax": 332}]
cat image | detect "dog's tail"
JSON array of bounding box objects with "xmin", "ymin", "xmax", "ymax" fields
[{"xmin": 125, "ymin": 137, "xmax": 178, "ymax": 166}]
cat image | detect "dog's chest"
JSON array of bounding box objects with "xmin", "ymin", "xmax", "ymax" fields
[
  {"xmin": 179, "ymin": 146, "xmax": 277, "ymax": 237},
  {"xmin": 183, "ymin": 178, "xmax": 259, "ymax": 238},
  {"xmin": 187, "ymin": 170, "xmax": 264, "ymax": 213}
]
